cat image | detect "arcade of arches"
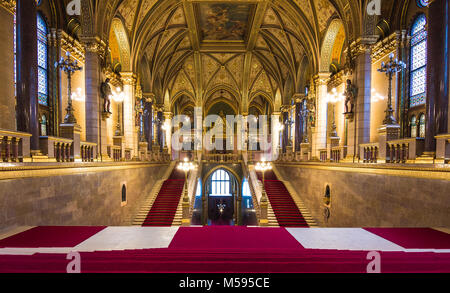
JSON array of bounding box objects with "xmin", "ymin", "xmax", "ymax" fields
[{"xmin": 0, "ymin": 0, "xmax": 449, "ymax": 231}]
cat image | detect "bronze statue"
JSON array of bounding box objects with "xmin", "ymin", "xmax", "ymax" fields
[
  {"xmin": 101, "ymin": 78, "xmax": 112, "ymax": 113},
  {"xmin": 344, "ymin": 79, "xmax": 356, "ymax": 114}
]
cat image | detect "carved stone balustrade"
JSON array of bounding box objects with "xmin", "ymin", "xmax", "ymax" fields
[
  {"xmin": 0, "ymin": 129, "xmax": 32, "ymax": 163},
  {"xmin": 39, "ymin": 136, "xmax": 74, "ymax": 162},
  {"xmin": 386, "ymin": 138, "xmax": 425, "ymax": 164}
]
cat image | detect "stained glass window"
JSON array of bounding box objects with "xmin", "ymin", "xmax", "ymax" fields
[
  {"xmin": 37, "ymin": 14, "xmax": 48, "ymax": 106},
  {"xmin": 410, "ymin": 116, "xmax": 417, "ymax": 138},
  {"xmin": 419, "ymin": 114, "xmax": 426, "ymax": 138},
  {"xmin": 211, "ymin": 170, "xmax": 231, "ymax": 196},
  {"xmin": 410, "ymin": 14, "xmax": 427, "ymax": 108}
]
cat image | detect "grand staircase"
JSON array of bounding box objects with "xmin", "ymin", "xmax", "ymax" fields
[
  {"xmin": 257, "ymin": 170, "xmax": 317, "ymax": 227},
  {"xmin": 133, "ymin": 166, "xmax": 185, "ymax": 227}
]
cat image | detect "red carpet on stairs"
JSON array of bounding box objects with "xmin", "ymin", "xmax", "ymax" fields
[
  {"xmin": 257, "ymin": 171, "xmax": 309, "ymax": 227},
  {"xmin": 141, "ymin": 169, "xmax": 185, "ymax": 227}
]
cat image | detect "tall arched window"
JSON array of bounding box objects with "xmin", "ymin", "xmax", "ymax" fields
[
  {"xmin": 410, "ymin": 116, "xmax": 417, "ymax": 138},
  {"xmin": 410, "ymin": 14, "xmax": 427, "ymax": 108},
  {"xmin": 195, "ymin": 178, "xmax": 202, "ymax": 197},
  {"xmin": 37, "ymin": 14, "xmax": 48, "ymax": 106},
  {"xmin": 419, "ymin": 114, "xmax": 426, "ymax": 138},
  {"xmin": 242, "ymin": 178, "xmax": 251, "ymax": 197},
  {"xmin": 211, "ymin": 169, "xmax": 231, "ymax": 196}
]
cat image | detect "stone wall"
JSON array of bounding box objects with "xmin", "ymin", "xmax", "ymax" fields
[
  {"xmin": 0, "ymin": 163, "xmax": 169, "ymax": 231},
  {"xmin": 276, "ymin": 164, "xmax": 450, "ymax": 227}
]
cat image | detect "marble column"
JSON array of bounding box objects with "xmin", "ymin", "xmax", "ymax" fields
[
  {"xmin": 294, "ymin": 95, "xmax": 305, "ymax": 152},
  {"xmin": 271, "ymin": 111, "xmax": 281, "ymax": 161},
  {"xmin": 144, "ymin": 100, "xmax": 153, "ymax": 151},
  {"xmin": 281, "ymin": 108, "xmax": 289, "ymax": 153},
  {"xmin": 425, "ymin": 0, "xmax": 449, "ymax": 154},
  {"xmin": 0, "ymin": 6, "xmax": 16, "ymax": 130},
  {"xmin": 121, "ymin": 73, "xmax": 137, "ymax": 157},
  {"xmin": 346, "ymin": 38, "xmax": 376, "ymax": 161},
  {"xmin": 82, "ymin": 38, "xmax": 106, "ymax": 159},
  {"xmin": 163, "ymin": 112, "xmax": 173, "ymax": 154},
  {"xmin": 16, "ymin": 0, "xmax": 39, "ymax": 151},
  {"xmin": 312, "ymin": 73, "xmax": 330, "ymax": 159}
]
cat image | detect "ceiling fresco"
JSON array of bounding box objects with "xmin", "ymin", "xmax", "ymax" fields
[{"xmin": 195, "ymin": 3, "xmax": 255, "ymax": 42}]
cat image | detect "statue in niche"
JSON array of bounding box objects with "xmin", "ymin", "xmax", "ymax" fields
[
  {"xmin": 307, "ymin": 98, "xmax": 316, "ymax": 128},
  {"xmin": 100, "ymin": 78, "xmax": 112, "ymax": 113},
  {"xmin": 344, "ymin": 79, "xmax": 357, "ymax": 114}
]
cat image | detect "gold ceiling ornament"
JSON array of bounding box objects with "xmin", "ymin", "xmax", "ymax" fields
[{"xmin": 0, "ymin": 0, "xmax": 15, "ymax": 14}]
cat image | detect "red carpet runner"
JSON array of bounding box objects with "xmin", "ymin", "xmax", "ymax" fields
[
  {"xmin": 1, "ymin": 227, "xmax": 450, "ymax": 273},
  {"xmin": 141, "ymin": 169, "xmax": 185, "ymax": 227},
  {"xmin": 258, "ymin": 171, "xmax": 309, "ymax": 227}
]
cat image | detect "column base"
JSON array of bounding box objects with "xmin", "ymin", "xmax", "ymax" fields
[
  {"xmin": 415, "ymin": 152, "xmax": 436, "ymax": 164},
  {"xmin": 99, "ymin": 154, "xmax": 114, "ymax": 162},
  {"xmin": 30, "ymin": 150, "xmax": 49, "ymax": 162}
]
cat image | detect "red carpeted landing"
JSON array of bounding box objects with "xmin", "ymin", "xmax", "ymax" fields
[
  {"xmin": 365, "ymin": 228, "xmax": 450, "ymax": 249},
  {"xmin": 169, "ymin": 226, "xmax": 303, "ymax": 250},
  {"xmin": 142, "ymin": 169, "xmax": 185, "ymax": 227},
  {"xmin": 0, "ymin": 226, "xmax": 106, "ymax": 248},
  {"xmin": 0, "ymin": 227, "xmax": 450, "ymax": 273},
  {"xmin": 258, "ymin": 171, "xmax": 309, "ymax": 227}
]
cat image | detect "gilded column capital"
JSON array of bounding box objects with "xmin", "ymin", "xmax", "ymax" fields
[
  {"xmin": 313, "ymin": 73, "xmax": 331, "ymax": 86},
  {"xmin": 281, "ymin": 105, "xmax": 291, "ymax": 113},
  {"xmin": 121, "ymin": 72, "xmax": 137, "ymax": 86},
  {"xmin": 143, "ymin": 93, "xmax": 155, "ymax": 103},
  {"xmin": 293, "ymin": 94, "xmax": 306, "ymax": 104},
  {"xmin": 81, "ymin": 36, "xmax": 107, "ymax": 59}
]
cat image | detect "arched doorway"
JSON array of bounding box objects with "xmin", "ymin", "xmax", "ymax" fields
[{"xmin": 204, "ymin": 168, "xmax": 240, "ymax": 226}]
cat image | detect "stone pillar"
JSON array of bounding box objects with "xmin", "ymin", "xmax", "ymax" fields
[
  {"xmin": 16, "ymin": 0, "xmax": 39, "ymax": 152},
  {"xmin": 281, "ymin": 107, "xmax": 289, "ymax": 153},
  {"xmin": 144, "ymin": 99, "xmax": 153, "ymax": 151},
  {"xmin": 82, "ymin": 38, "xmax": 106, "ymax": 159},
  {"xmin": 424, "ymin": 0, "xmax": 449, "ymax": 157},
  {"xmin": 346, "ymin": 38, "xmax": 376, "ymax": 161},
  {"xmin": 271, "ymin": 111, "xmax": 281, "ymax": 161},
  {"xmin": 121, "ymin": 73, "xmax": 137, "ymax": 157},
  {"xmin": 163, "ymin": 112, "xmax": 173, "ymax": 155},
  {"xmin": 0, "ymin": 6, "xmax": 15, "ymax": 130},
  {"xmin": 294, "ymin": 94, "xmax": 305, "ymax": 152},
  {"xmin": 312, "ymin": 73, "xmax": 330, "ymax": 159}
]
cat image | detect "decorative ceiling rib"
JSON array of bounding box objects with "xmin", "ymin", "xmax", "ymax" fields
[{"xmin": 84, "ymin": 0, "xmax": 369, "ymax": 108}]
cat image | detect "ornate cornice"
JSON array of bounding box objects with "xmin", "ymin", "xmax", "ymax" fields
[
  {"xmin": 58, "ymin": 30, "xmax": 85, "ymax": 63},
  {"xmin": 328, "ymin": 70, "xmax": 348, "ymax": 89},
  {"xmin": 349, "ymin": 35, "xmax": 379, "ymax": 59},
  {"xmin": 371, "ymin": 31, "xmax": 405, "ymax": 63}
]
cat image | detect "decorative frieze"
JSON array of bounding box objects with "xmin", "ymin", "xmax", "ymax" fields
[{"xmin": 371, "ymin": 31, "xmax": 405, "ymax": 63}]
